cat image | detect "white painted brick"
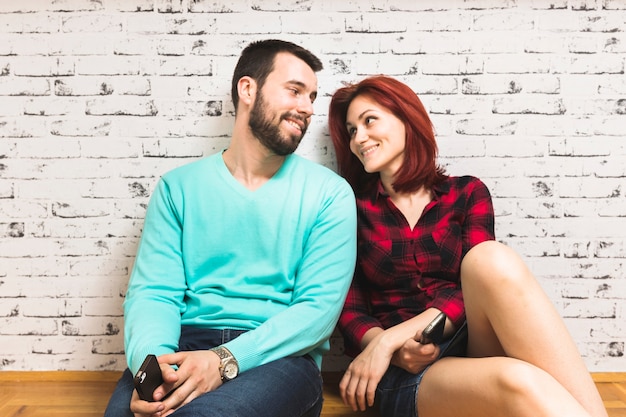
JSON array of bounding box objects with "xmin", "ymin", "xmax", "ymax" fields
[
  {"xmin": 391, "ymin": 32, "xmax": 462, "ymax": 55},
  {"xmin": 492, "ymin": 96, "xmax": 565, "ymax": 115},
  {"xmin": 20, "ymin": 298, "xmax": 82, "ymax": 318},
  {"xmin": 0, "ymin": 258, "xmax": 69, "ymax": 278},
  {"xmin": 54, "ymin": 78, "xmax": 115, "ymax": 96},
  {"xmin": 548, "ymin": 137, "xmax": 613, "ymax": 158},
  {"xmin": 156, "ymin": 56, "xmax": 213, "ymax": 76},
  {"xmin": 49, "ymin": 118, "xmax": 112, "ymax": 137},
  {"xmin": 80, "ymin": 138, "xmax": 142, "ymax": 158},
  {"xmin": 11, "ymin": 56, "xmax": 75, "ymax": 77},
  {"xmin": 188, "ymin": 0, "xmax": 247, "ymax": 13},
  {"xmin": 85, "ymin": 97, "xmax": 157, "ymax": 116},
  {"xmin": 0, "ymin": 77, "xmax": 51, "ymax": 96},
  {"xmin": 61, "ymin": 14, "xmax": 124, "ymax": 33},
  {"xmin": 214, "ymin": 13, "xmax": 283, "ymax": 34},
  {"xmin": 82, "ymin": 298, "xmax": 124, "ymax": 317},
  {"xmin": 523, "ymin": 34, "xmax": 568, "ymax": 53},
  {"xmin": 420, "ymin": 55, "xmax": 484, "ymax": 76},
  {"xmin": 0, "ymin": 117, "xmax": 48, "ymax": 137},
  {"xmin": 0, "ymin": 317, "xmax": 58, "ymax": 336},
  {"xmin": 345, "ymin": 13, "xmax": 406, "ymax": 33},
  {"xmin": 0, "ymin": 13, "xmax": 60, "ymax": 34},
  {"xmin": 15, "ymin": 139, "xmax": 82, "ymax": 159},
  {"xmin": 91, "ymin": 336, "xmax": 125, "ymax": 354},
  {"xmin": 76, "ymin": 56, "xmax": 141, "ymax": 76},
  {"xmin": 23, "ymin": 97, "xmax": 84, "ymax": 116},
  {"xmin": 0, "ymin": 200, "xmax": 48, "ymax": 218},
  {"xmin": 156, "ymin": 0, "xmax": 185, "ymax": 13},
  {"xmin": 0, "ymin": 1, "xmax": 623, "ymax": 373},
  {"xmin": 398, "ymin": 11, "xmax": 472, "ymax": 32},
  {"xmin": 61, "ymin": 316, "xmax": 123, "ymax": 337},
  {"xmin": 559, "ymin": 177, "xmax": 622, "ymax": 198},
  {"xmin": 282, "ymin": 12, "xmax": 343, "ymax": 34}
]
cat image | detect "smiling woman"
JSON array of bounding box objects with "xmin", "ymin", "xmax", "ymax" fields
[{"xmin": 326, "ymin": 75, "xmax": 610, "ymax": 417}]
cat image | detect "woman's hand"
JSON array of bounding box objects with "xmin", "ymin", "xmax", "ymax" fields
[
  {"xmin": 130, "ymin": 350, "xmax": 223, "ymax": 416},
  {"xmin": 339, "ymin": 333, "xmax": 395, "ymax": 412},
  {"xmin": 391, "ymin": 335, "xmax": 440, "ymax": 374}
]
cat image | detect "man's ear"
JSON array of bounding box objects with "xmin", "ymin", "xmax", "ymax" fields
[{"xmin": 237, "ymin": 76, "xmax": 256, "ymax": 108}]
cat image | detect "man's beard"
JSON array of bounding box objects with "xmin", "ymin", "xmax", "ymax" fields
[{"xmin": 248, "ymin": 90, "xmax": 308, "ymax": 156}]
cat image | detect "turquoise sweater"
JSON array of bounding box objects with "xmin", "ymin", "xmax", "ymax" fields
[{"xmin": 124, "ymin": 152, "xmax": 357, "ymax": 375}]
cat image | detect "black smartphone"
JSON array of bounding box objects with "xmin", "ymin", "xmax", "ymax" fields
[
  {"xmin": 133, "ymin": 354, "xmax": 164, "ymax": 402},
  {"xmin": 419, "ymin": 312, "xmax": 447, "ymax": 345}
]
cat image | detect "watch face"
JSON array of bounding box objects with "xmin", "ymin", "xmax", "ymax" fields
[{"xmin": 223, "ymin": 362, "xmax": 238, "ymax": 380}]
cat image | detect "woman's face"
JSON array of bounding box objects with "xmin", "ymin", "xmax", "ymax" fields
[{"xmin": 345, "ymin": 94, "xmax": 406, "ymax": 178}]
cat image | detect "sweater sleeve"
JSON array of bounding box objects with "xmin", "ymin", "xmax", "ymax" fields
[{"xmin": 123, "ymin": 179, "xmax": 187, "ymax": 375}]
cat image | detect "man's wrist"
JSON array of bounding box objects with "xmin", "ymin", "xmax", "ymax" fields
[{"xmin": 209, "ymin": 346, "xmax": 239, "ymax": 381}]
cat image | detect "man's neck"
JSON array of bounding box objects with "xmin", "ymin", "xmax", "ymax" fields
[{"xmin": 222, "ymin": 140, "xmax": 286, "ymax": 191}]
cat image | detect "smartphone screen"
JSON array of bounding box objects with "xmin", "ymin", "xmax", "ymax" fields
[{"xmin": 133, "ymin": 354, "xmax": 164, "ymax": 402}]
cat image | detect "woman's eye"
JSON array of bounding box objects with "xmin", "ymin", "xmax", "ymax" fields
[
  {"xmin": 365, "ymin": 116, "xmax": 375, "ymax": 125},
  {"xmin": 347, "ymin": 127, "xmax": 356, "ymax": 137}
]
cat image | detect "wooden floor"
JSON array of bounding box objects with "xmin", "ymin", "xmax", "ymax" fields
[{"xmin": 0, "ymin": 371, "xmax": 623, "ymax": 417}]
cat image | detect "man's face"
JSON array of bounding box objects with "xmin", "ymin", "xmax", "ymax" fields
[{"xmin": 248, "ymin": 53, "xmax": 318, "ymax": 155}]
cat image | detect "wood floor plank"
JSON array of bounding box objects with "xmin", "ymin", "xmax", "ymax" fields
[{"xmin": 0, "ymin": 372, "xmax": 623, "ymax": 416}]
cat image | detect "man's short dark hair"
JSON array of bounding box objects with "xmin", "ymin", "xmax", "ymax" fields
[{"xmin": 231, "ymin": 39, "xmax": 323, "ymax": 112}]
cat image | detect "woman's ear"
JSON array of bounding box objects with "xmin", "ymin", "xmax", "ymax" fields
[{"xmin": 237, "ymin": 76, "xmax": 256, "ymax": 108}]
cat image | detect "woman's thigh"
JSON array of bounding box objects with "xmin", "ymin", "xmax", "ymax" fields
[{"xmin": 417, "ymin": 356, "xmax": 590, "ymax": 417}]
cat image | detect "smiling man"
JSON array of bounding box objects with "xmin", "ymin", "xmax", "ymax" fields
[{"xmin": 103, "ymin": 39, "xmax": 357, "ymax": 417}]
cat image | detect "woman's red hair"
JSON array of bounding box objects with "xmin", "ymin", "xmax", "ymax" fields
[{"xmin": 328, "ymin": 75, "xmax": 446, "ymax": 194}]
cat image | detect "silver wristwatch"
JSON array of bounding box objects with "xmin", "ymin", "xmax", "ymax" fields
[{"xmin": 210, "ymin": 346, "xmax": 239, "ymax": 381}]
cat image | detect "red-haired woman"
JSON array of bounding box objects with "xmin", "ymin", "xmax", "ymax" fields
[{"xmin": 328, "ymin": 75, "xmax": 608, "ymax": 417}]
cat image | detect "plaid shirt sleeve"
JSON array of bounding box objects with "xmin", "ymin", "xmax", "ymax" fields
[
  {"xmin": 426, "ymin": 177, "xmax": 495, "ymax": 325},
  {"xmin": 338, "ymin": 176, "xmax": 495, "ymax": 354}
]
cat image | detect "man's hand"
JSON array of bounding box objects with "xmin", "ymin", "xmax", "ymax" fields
[{"xmin": 130, "ymin": 350, "xmax": 223, "ymax": 416}]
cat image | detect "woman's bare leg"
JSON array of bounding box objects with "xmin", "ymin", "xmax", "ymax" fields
[
  {"xmin": 418, "ymin": 356, "xmax": 592, "ymax": 417},
  {"xmin": 458, "ymin": 240, "xmax": 607, "ymax": 417}
]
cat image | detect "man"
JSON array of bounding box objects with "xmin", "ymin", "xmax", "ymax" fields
[{"xmin": 103, "ymin": 39, "xmax": 357, "ymax": 417}]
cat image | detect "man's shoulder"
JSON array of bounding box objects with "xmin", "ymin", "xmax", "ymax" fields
[
  {"xmin": 162, "ymin": 154, "xmax": 218, "ymax": 181},
  {"xmin": 289, "ymin": 154, "xmax": 343, "ymax": 180}
]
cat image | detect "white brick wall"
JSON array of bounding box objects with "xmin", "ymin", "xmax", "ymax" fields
[{"xmin": 0, "ymin": 0, "xmax": 624, "ymax": 373}]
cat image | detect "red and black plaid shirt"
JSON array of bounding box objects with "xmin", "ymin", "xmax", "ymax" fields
[{"xmin": 338, "ymin": 175, "xmax": 495, "ymax": 356}]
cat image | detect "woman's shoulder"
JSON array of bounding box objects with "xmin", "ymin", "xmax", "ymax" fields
[
  {"xmin": 435, "ymin": 175, "xmax": 491, "ymax": 198},
  {"xmin": 444, "ymin": 175, "xmax": 488, "ymax": 189}
]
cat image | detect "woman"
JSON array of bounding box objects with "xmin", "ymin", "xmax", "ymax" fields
[{"xmin": 328, "ymin": 75, "xmax": 608, "ymax": 417}]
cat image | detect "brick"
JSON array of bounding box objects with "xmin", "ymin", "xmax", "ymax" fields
[
  {"xmin": 12, "ymin": 56, "xmax": 75, "ymax": 77},
  {"xmin": 188, "ymin": 0, "xmax": 247, "ymax": 13},
  {"xmin": 61, "ymin": 317, "xmax": 123, "ymax": 337},
  {"xmin": 0, "ymin": 117, "xmax": 48, "ymax": 137},
  {"xmin": 0, "ymin": 318, "xmax": 58, "ymax": 336},
  {"xmin": 0, "ymin": 78, "xmax": 51, "ymax": 96},
  {"xmin": 50, "ymin": 119, "xmax": 112, "ymax": 137},
  {"xmin": 282, "ymin": 13, "xmax": 343, "ymax": 34},
  {"xmin": 0, "ymin": 0, "xmax": 623, "ymax": 374},
  {"xmin": 85, "ymin": 98, "xmax": 158, "ymax": 116},
  {"xmin": 20, "ymin": 299, "xmax": 82, "ymax": 318}
]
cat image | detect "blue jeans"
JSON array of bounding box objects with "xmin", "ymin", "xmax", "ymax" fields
[
  {"xmin": 375, "ymin": 322, "xmax": 468, "ymax": 417},
  {"xmin": 104, "ymin": 327, "xmax": 323, "ymax": 417}
]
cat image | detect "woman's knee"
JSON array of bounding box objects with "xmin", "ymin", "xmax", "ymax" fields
[
  {"xmin": 494, "ymin": 359, "xmax": 556, "ymax": 404},
  {"xmin": 460, "ymin": 240, "xmax": 532, "ymax": 291}
]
